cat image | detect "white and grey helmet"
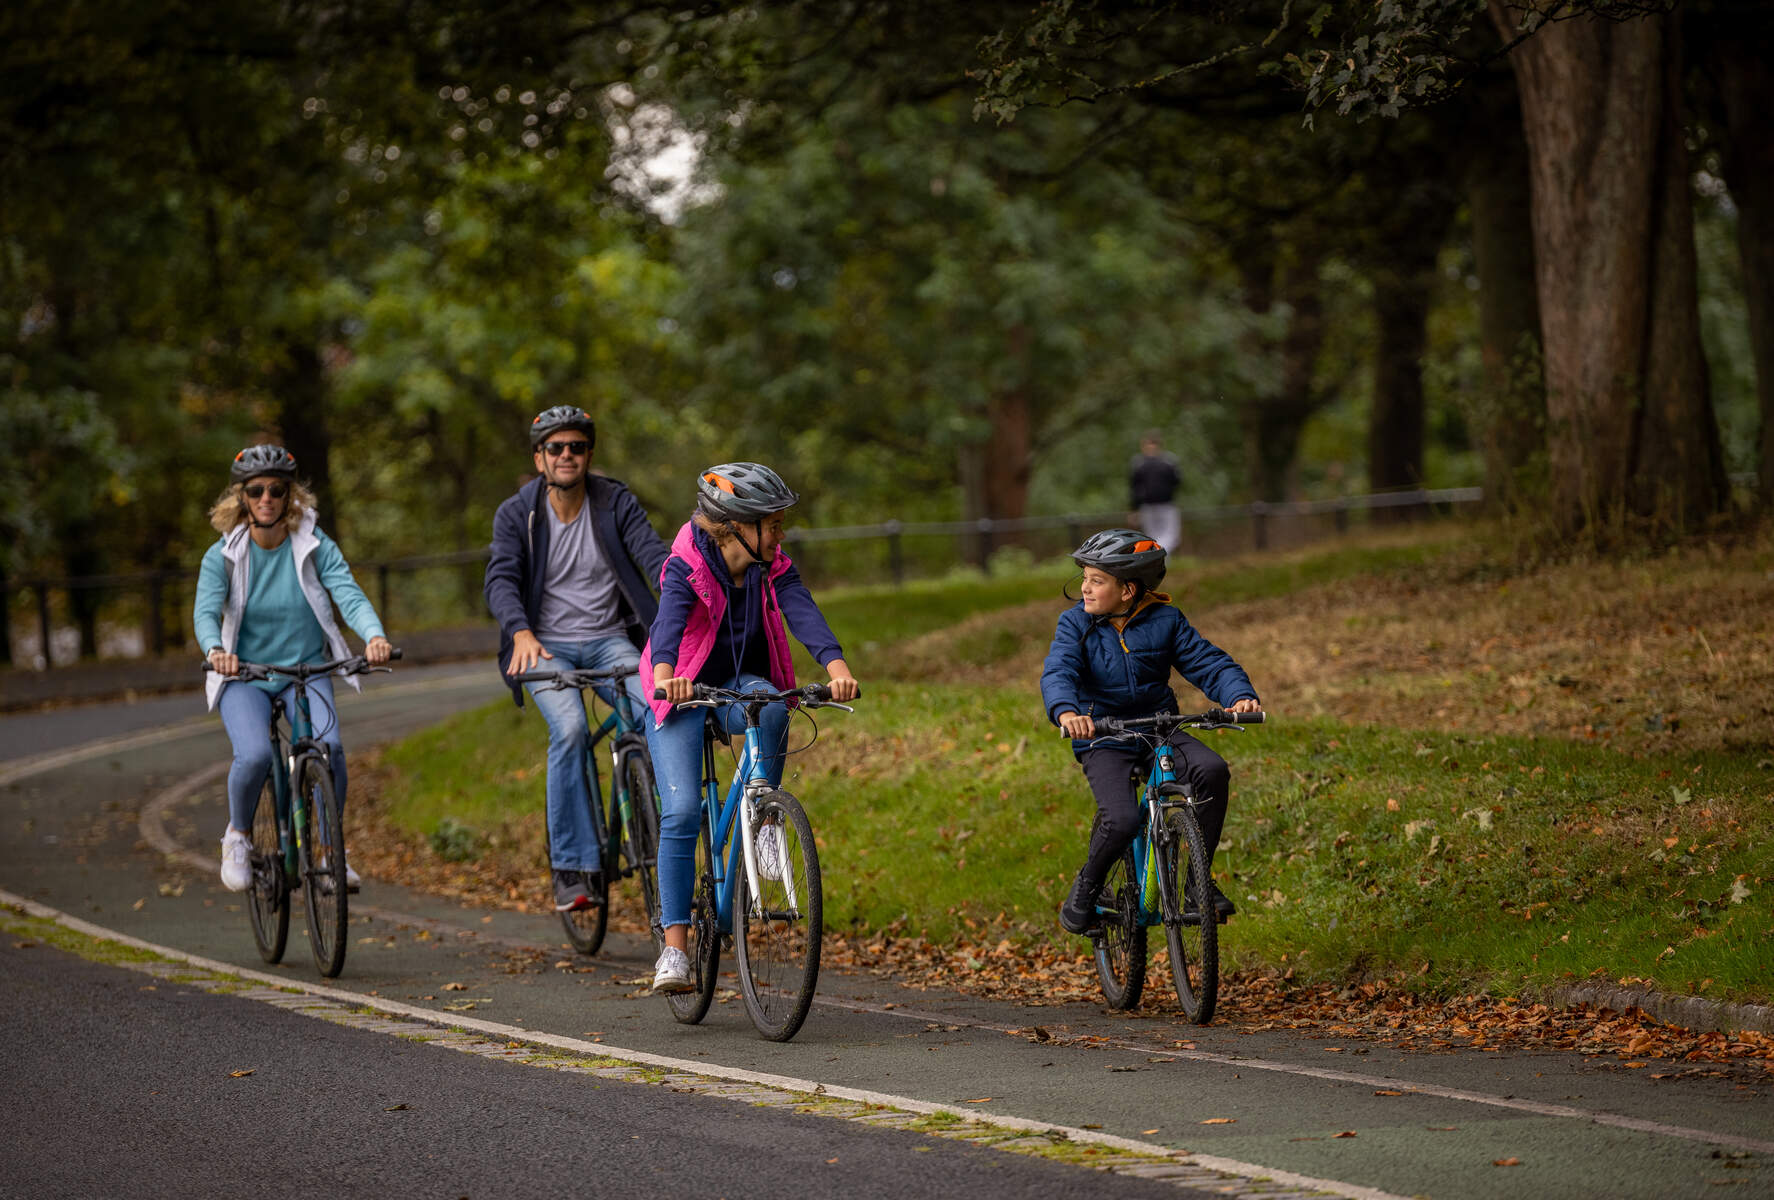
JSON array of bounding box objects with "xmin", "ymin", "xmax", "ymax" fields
[
  {"xmin": 696, "ymin": 462, "xmax": 800, "ymax": 523},
  {"xmin": 229, "ymin": 444, "xmax": 298, "ymax": 483},
  {"xmin": 1072, "ymin": 528, "xmax": 1167, "ymax": 590}
]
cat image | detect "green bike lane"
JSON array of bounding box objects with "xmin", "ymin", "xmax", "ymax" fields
[{"xmin": 2, "ymin": 673, "xmax": 1769, "ymax": 1200}]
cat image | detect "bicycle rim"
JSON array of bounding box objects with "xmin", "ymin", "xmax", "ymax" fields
[
  {"xmin": 1162, "ymin": 803, "xmax": 1219, "ymax": 1024},
  {"xmin": 733, "ymin": 792, "xmax": 822, "ymax": 1042},
  {"xmin": 1092, "ymin": 847, "xmax": 1147, "ymax": 1010},
  {"xmin": 298, "ymin": 756, "xmax": 348, "ymax": 978},
  {"xmin": 668, "ymin": 813, "xmax": 720, "ymax": 1024},
  {"xmin": 246, "ymin": 778, "xmax": 288, "ymax": 964},
  {"xmin": 622, "ymin": 752, "xmax": 664, "ymax": 952}
]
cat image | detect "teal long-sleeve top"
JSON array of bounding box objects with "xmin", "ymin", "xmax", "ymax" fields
[{"xmin": 194, "ymin": 530, "xmax": 384, "ymax": 694}]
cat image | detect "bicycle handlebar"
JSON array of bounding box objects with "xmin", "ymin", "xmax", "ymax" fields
[
  {"xmin": 1089, "ymin": 708, "xmax": 1265, "ymax": 739},
  {"xmin": 201, "ymin": 647, "xmax": 402, "ymax": 680},
  {"xmin": 652, "ymin": 681, "xmax": 860, "ymax": 712},
  {"xmin": 511, "ymin": 665, "xmax": 638, "ymax": 690}
]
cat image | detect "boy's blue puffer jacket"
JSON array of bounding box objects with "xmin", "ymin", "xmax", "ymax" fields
[{"xmin": 1039, "ymin": 599, "xmax": 1258, "ymax": 756}]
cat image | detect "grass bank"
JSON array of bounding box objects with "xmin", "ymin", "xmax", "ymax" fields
[{"xmin": 363, "ymin": 524, "xmax": 1774, "ymax": 1005}]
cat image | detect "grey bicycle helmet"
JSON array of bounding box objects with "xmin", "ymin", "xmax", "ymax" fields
[
  {"xmin": 1072, "ymin": 528, "xmax": 1167, "ymax": 590},
  {"xmin": 696, "ymin": 462, "xmax": 800, "ymax": 522},
  {"xmin": 229, "ymin": 444, "xmax": 298, "ymax": 483},
  {"xmin": 529, "ymin": 405, "xmax": 596, "ymax": 450}
]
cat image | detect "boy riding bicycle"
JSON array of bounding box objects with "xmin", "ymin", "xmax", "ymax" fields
[{"xmin": 1040, "ymin": 530, "xmax": 1262, "ymax": 935}]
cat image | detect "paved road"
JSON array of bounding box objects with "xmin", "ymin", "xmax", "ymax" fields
[{"xmin": 2, "ymin": 675, "xmax": 1770, "ymax": 1199}]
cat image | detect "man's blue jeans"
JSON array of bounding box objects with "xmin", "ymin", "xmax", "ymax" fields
[
  {"xmin": 525, "ymin": 635, "xmax": 647, "ymax": 872},
  {"xmin": 646, "ymin": 672, "xmax": 789, "ymax": 929}
]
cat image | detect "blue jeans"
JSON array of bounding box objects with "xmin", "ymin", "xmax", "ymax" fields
[
  {"xmin": 218, "ymin": 677, "xmax": 345, "ymax": 833},
  {"xmin": 646, "ymin": 672, "xmax": 789, "ymax": 929},
  {"xmin": 525, "ymin": 635, "xmax": 646, "ymax": 872}
]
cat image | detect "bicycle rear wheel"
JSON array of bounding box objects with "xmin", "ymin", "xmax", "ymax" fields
[
  {"xmin": 1093, "ymin": 843, "xmax": 1147, "ymax": 1010},
  {"xmin": 557, "ymin": 756, "xmax": 612, "ymax": 955},
  {"xmin": 733, "ymin": 791, "xmax": 822, "ymax": 1042},
  {"xmin": 297, "ymin": 755, "xmax": 348, "ymax": 978},
  {"xmin": 1160, "ymin": 797, "xmax": 1219, "ymax": 1024},
  {"xmin": 620, "ymin": 749, "xmax": 664, "ymax": 950},
  {"xmin": 668, "ymin": 811, "xmax": 720, "ymax": 1024},
  {"xmin": 246, "ymin": 777, "xmax": 288, "ymax": 964}
]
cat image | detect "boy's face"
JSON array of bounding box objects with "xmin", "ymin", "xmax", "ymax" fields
[{"xmin": 1079, "ymin": 566, "xmax": 1136, "ymax": 615}]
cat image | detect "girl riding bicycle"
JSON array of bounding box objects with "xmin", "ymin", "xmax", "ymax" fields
[
  {"xmin": 1040, "ymin": 529, "xmax": 1261, "ymax": 936},
  {"xmin": 641, "ymin": 463, "xmax": 860, "ymax": 994},
  {"xmin": 194, "ymin": 444, "xmax": 392, "ymax": 894}
]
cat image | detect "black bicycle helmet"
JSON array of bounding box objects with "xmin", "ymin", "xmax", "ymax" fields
[
  {"xmin": 696, "ymin": 462, "xmax": 800, "ymax": 522},
  {"xmin": 529, "ymin": 405, "xmax": 596, "ymax": 450},
  {"xmin": 230, "ymin": 444, "xmax": 298, "ymax": 483},
  {"xmin": 1072, "ymin": 528, "xmax": 1167, "ymax": 591}
]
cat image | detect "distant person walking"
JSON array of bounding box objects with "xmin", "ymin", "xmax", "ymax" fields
[{"xmin": 1128, "ymin": 431, "xmax": 1182, "ymax": 553}]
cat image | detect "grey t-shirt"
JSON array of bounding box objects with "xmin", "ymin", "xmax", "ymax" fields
[{"xmin": 532, "ymin": 500, "xmax": 625, "ymax": 643}]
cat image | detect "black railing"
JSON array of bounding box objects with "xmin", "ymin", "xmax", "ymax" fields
[{"xmin": 3, "ymin": 487, "xmax": 1482, "ymax": 669}]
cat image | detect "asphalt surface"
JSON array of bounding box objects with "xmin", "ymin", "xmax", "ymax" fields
[{"xmin": 2, "ymin": 666, "xmax": 1770, "ymax": 1199}]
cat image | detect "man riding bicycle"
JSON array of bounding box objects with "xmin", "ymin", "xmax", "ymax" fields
[{"xmin": 485, "ymin": 406, "xmax": 669, "ymax": 914}]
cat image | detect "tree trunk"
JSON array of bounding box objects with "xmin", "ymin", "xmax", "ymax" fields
[
  {"xmin": 1708, "ymin": 16, "xmax": 1774, "ymax": 509},
  {"xmin": 275, "ymin": 341, "xmax": 336, "ymax": 534},
  {"xmin": 1242, "ymin": 253, "xmax": 1327, "ymax": 502},
  {"xmin": 1464, "ymin": 67, "xmax": 1546, "ymax": 511},
  {"xmin": 958, "ymin": 325, "xmax": 1034, "ymax": 566},
  {"xmin": 1491, "ymin": 3, "xmax": 1727, "ymax": 535},
  {"xmin": 1368, "ymin": 229, "xmax": 1440, "ymax": 515}
]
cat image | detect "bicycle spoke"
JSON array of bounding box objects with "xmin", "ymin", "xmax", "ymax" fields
[
  {"xmin": 1161, "ymin": 798, "xmax": 1219, "ymax": 1024},
  {"xmin": 1093, "ymin": 846, "xmax": 1147, "ymax": 1010},
  {"xmin": 734, "ymin": 792, "xmax": 821, "ymax": 1042},
  {"xmin": 246, "ymin": 777, "xmax": 288, "ymax": 964},
  {"xmin": 298, "ymin": 755, "xmax": 348, "ymax": 978}
]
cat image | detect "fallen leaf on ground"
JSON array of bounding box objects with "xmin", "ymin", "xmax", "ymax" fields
[
  {"xmin": 1493, "ymin": 1158, "xmax": 1521, "ymax": 1167},
  {"xmin": 441, "ymin": 982, "xmax": 467, "ymax": 991},
  {"xmin": 1373, "ymin": 1090, "xmax": 1403, "ymax": 1096},
  {"xmin": 1334, "ymin": 1131, "xmax": 1358, "ymax": 1138},
  {"xmin": 228, "ymin": 1069, "xmax": 254, "ymax": 1078},
  {"xmin": 1200, "ymin": 1118, "xmax": 1237, "ymax": 1125}
]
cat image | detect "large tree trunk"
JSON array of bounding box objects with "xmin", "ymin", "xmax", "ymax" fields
[
  {"xmin": 1491, "ymin": 3, "xmax": 1727, "ymax": 535},
  {"xmin": 1464, "ymin": 66, "xmax": 1546, "ymax": 512},
  {"xmin": 1241, "ymin": 252, "xmax": 1327, "ymax": 503},
  {"xmin": 1367, "ymin": 228, "xmax": 1440, "ymax": 510},
  {"xmin": 1707, "ymin": 15, "xmax": 1774, "ymax": 509},
  {"xmin": 275, "ymin": 341, "xmax": 337, "ymax": 535},
  {"xmin": 958, "ymin": 325, "xmax": 1034, "ymax": 565}
]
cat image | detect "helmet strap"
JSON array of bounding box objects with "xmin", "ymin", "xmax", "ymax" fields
[{"xmin": 733, "ymin": 520, "xmax": 767, "ymax": 565}]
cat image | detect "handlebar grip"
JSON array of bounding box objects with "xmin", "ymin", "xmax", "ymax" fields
[
  {"xmin": 388, "ymin": 647, "xmax": 403, "ymax": 661},
  {"xmin": 653, "ymin": 687, "xmax": 667, "ymax": 701},
  {"xmin": 1232, "ymin": 711, "xmax": 1265, "ymax": 724}
]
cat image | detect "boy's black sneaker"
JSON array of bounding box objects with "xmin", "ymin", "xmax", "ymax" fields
[
  {"xmin": 1182, "ymin": 882, "xmax": 1237, "ymax": 925},
  {"xmin": 1058, "ymin": 874, "xmax": 1105, "ymax": 935}
]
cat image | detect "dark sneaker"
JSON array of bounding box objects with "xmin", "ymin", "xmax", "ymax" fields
[
  {"xmin": 553, "ymin": 870, "xmax": 592, "ymax": 912},
  {"xmin": 1058, "ymin": 873, "xmax": 1105, "ymax": 935},
  {"xmin": 1182, "ymin": 882, "xmax": 1237, "ymax": 925}
]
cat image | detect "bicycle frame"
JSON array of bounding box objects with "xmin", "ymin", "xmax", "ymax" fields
[
  {"xmin": 699, "ymin": 715, "xmax": 795, "ymax": 932},
  {"xmin": 265, "ymin": 684, "xmax": 333, "ymax": 880}
]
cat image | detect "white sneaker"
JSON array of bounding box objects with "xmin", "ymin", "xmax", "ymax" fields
[
  {"xmin": 219, "ymin": 830, "xmax": 251, "ymax": 892},
  {"xmin": 652, "ymin": 946, "xmax": 693, "ymax": 993},
  {"xmin": 345, "ymin": 862, "xmax": 362, "ymax": 893},
  {"xmin": 756, "ymin": 819, "xmax": 785, "ymax": 883}
]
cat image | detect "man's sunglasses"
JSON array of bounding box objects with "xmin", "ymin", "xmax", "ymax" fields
[
  {"xmin": 543, "ymin": 440, "xmax": 590, "ymax": 457},
  {"xmin": 243, "ymin": 483, "xmax": 288, "ymax": 500}
]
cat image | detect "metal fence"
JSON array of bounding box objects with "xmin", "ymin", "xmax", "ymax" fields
[{"xmin": 3, "ymin": 487, "xmax": 1482, "ymax": 669}]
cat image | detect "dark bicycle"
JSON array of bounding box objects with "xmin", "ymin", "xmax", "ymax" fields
[
  {"xmin": 1085, "ymin": 707, "xmax": 1264, "ymax": 1023},
  {"xmin": 204, "ymin": 650, "xmax": 398, "ymax": 977},
  {"xmin": 511, "ymin": 666, "xmax": 663, "ymax": 956}
]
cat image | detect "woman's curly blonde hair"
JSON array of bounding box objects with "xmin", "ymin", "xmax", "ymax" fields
[{"xmin": 208, "ymin": 478, "xmax": 318, "ymax": 535}]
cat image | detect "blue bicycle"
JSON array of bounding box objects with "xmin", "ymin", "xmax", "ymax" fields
[
  {"xmin": 660, "ymin": 681, "xmax": 855, "ymax": 1042},
  {"xmin": 206, "ymin": 651, "xmax": 397, "ymax": 977},
  {"xmin": 1086, "ymin": 708, "xmax": 1263, "ymax": 1023},
  {"xmin": 511, "ymin": 665, "xmax": 662, "ymax": 956}
]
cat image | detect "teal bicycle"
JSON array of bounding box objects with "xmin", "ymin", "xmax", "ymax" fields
[
  {"xmin": 1086, "ymin": 708, "xmax": 1263, "ymax": 1023},
  {"xmin": 659, "ymin": 681, "xmax": 855, "ymax": 1042},
  {"xmin": 511, "ymin": 665, "xmax": 662, "ymax": 955},
  {"xmin": 206, "ymin": 651, "xmax": 397, "ymax": 978}
]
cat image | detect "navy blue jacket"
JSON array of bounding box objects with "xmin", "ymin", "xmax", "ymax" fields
[
  {"xmin": 1040, "ymin": 598, "xmax": 1258, "ymax": 756},
  {"xmin": 484, "ymin": 475, "xmax": 670, "ymax": 707}
]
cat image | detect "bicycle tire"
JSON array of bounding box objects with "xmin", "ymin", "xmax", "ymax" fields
[
  {"xmin": 1160, "ymin": 795, "xmax": 1219, "ymax": 1024},
  {"xmin": 667, "ymin": 810, "xmax": 720, "ymax": 1024},
  {"xmin": 557, "ymin": 752, "xmax": 612, "ymax": 955},
  {"xmin": 297, "ymin": 754, "xmax": 349, "ymax": 978},
  {"xmin": 246, "ymin": 776, "xmax": 289, "ymax": 964},
  {"xmin": 1093, "ymin": 842, "xmax": 1148, "ymax": 1010},
  {"xmin": 621, "ymin": 749, "xmax": 664, "ymax": 951},
  {"xmin": 733, "ymin": 791, "xmax": 822, "ymax": 1042}
]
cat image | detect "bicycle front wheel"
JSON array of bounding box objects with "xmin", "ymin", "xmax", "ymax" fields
[
  {"xmin": 1093, "ymin": 843, "xmax": 1147, "ymax": 1010},
  {"xmin": 733, "ymin": 791, "xmax": 822, "ymax": 1042},
  {"xmin": 620, "ymin": 750, "xmax": 664, "ymax": 951},
  {"xmin": 1160, "ymin": 798, "xmax": 1219, "ymax": 1024},
  {"xmin": 246, "ymin": 776, "xmax": 289, "ymax": 964},
  {"xmin": 668, "ymin": 810, "xmax": 720, "ymax": 1025},
  {"xmin": 297, "ymin": 755, "xmax": 348, "ymax": 978}
]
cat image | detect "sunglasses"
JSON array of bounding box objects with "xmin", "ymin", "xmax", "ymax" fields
[
  {"xmin": 543, "ymin": 440, "xmax": 589, "ymax": 457},
  {"xmin": 243, "ymin": 483, "xmax": 288, "ymax": 500}
]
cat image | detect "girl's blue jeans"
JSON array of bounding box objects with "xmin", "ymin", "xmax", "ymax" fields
[
  {"xmin": 646, "ymin": 673, "xmax": 789, "ymax": 929},
  {"xmin": 218, "ymin": 677, "xmax": 344, "ymax": 833}
]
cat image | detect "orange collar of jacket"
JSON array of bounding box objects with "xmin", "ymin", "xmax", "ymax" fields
[{"xmin": 1109, "ymin": 590, "xmax": 1171, "ymax": 634}]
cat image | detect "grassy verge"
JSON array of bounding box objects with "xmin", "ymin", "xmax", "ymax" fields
[{"xmin": 364, "ymin": 525, "xmax": 1774, "ymax": 1005}]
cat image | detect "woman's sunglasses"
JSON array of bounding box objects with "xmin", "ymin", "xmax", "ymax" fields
[
  {"xmin": 543, "ymin": 440, "xmax": 590, "ymax": 457},
  {"xmin": 243, "ymin": 483, "xmax": 289, "ymax": 500}
]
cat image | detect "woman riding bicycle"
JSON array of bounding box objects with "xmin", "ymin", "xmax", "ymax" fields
[
  {"xmin": 641, "ymin": 463, "xmax": 860, "ymax": 994},
  {"xmin": 1040, "ymin": 529, "xmax": 1261, "ymax": 936},
  {"xmin": 194, "ymin": 444, "xmax": 392, "ymax": 894}
]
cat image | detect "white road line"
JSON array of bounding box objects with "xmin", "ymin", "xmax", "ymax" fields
[{"xmin": 0, "ymin": 886, "xmax": 1410, "ymax": 1200}]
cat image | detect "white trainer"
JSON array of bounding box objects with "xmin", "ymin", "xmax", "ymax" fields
[
  {"xmin": 219, "ymin": 830, "xmax": 251, "ymax": 892},
  {"xmin": 345, "ymin": 861, "xmax": 362, "ymax": 893},
  {"xmin": 755, "ymin": 819, "xmax": 786, "ymax": 883},
  {"xmin": 652, "ymin": 946, "xmax": 693, "ymax": 993}
]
